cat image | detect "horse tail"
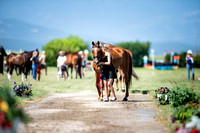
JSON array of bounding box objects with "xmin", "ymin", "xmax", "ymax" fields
[
  {"xmin": 132, "ymin": 69, "xmax": 139, "ymax": 80},
  {"xmin": 127, "ymin": 51, "xmax": 132, "ymax": 88}
]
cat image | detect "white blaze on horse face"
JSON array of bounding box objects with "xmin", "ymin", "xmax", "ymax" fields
[{"xmin": 7, "ymin": 73, "xmax": 11, "ymax": 81}]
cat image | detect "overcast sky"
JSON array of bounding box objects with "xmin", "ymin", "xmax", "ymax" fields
[{"xmin": 0, "ymin": 0, "xmax": 200, "ymax": 47}]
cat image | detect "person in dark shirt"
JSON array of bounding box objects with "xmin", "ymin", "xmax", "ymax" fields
[
  {"xmin": 30, "ymin": 51, "xmax": 39, "ymax": 81},
  {"xmin": 98, "ymin": 44, "xmax": 117, "ymax": 102},
  {"xmin": 76, "ymin": 51, "xmax": 82, "ymax": 79},
  {"xmin": 186, "ymin": 50, "xmax": 195, "ymax": 80}
]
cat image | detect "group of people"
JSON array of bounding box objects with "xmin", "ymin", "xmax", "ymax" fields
[
  {"xmin": 56, "ymin": 50, "xmax": 86, "ymax": 81},
  {"xmin": 30, "ymin": 50, "xmax": 46, "ymax": 81}
]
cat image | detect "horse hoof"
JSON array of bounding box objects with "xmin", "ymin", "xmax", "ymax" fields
[
  {"xmin": 121, "ymin": 88, "xmax": 125, "ymax": 92},
  {"xmin": 122, "ymin": 98, "xmax": 128, "ymax": 101}
]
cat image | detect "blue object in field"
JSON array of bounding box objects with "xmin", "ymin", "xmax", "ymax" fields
[{"xmin": 155, "ymin": 66, "xmax": 173, "ymax": 70}]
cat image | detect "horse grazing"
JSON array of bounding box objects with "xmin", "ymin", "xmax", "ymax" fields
[
  {"xmin": 65, "ymin": 52, "xmax": 82, "ymax": 79},
  {"xmin": 0, "ymin": 46, "xmax": 7, "ymax": 75},
  {"xmin": 92, "ymin": 41, "xmax": 133, "ymax": 101},
  {"xmin": 6, "ymin": 51, "xmax": 34, "ymax": 81}
]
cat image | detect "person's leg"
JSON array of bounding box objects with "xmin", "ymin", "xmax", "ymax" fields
[
  {"xmin": 38, "ymin": 72, "xmax": 40, "ymax": 81},
  {"xmin": 78, "ymin": 66, "xmax": 82, "ymax": 79},
  {"xmin": 186, "ymin": 64, "xmax": 190, "ymax": 80},
  {"xmin": 191, "ymin": 67, "xmax": 195, "ymax": 80},
  {"xmin": 32, "ymin": 68, "xmax": 37, "ymax": 81},
  {"xmin": 57, "ymin": 68, "xmax": 60, "ymax": 81},
  {"xmin": 108, "ymin": 78, "xmax": 117, "ymax": 101},
  {"xmin": 103, "ymin": 80, "xmax": 108, "ymax": 101},
  {"xmin": 63, "ymin": 71, "xmax": 66, "ymax": 81}
]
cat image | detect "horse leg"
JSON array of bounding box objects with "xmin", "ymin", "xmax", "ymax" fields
[
  {"xmin": 118, "ymin": 69, "xmax": 125, "ymax": 92},
  {"xmin": 8, "ymin": 65, "xmax": 14, "ymax": 81},
  {"xmin": 65, "ymin": 66, "xmax": 70, "ymax": 79},
  {"xmin": 21, "ymin": 67, "xmax": 25, "ymax": 81},
  {"xmin": 75, "ymin": 66, "xmax": 78, "ymax": 79},
  {"xmin": 115, "ymin": 74, "xmax": 119, "ymax": 91},
  {"xmin": 122, "ymin": 74, "xmax": 129, "ymax": 101},
  {"xmin": 7, "ymin": 65, "xmax": 11, "ymax": 81},
  {"xmin": 95, "ymin": 71, "xmax": 102, "ymax": 101},
  {"xmin": 45, "ymin": 66, "xmax": 47, "ymax": 75},
  {"xmin": 71, "ymin": 66, "xmax": 73, "ymax": 79}
]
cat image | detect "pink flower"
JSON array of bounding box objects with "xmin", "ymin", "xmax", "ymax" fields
[
  {"xmin": 182, "ymin": 78, "xmax": 185, "ymax": 81},
  {"xmin": 198, "ymin": 77, "xmax": 200, "ymax": 80}
]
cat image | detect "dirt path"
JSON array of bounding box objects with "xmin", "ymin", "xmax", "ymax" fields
[{"xmin": 19, "ymin": 92, "xmax": 168, "ymax": 133}]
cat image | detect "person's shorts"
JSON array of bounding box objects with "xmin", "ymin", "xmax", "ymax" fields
[{"xmin": 61, "ymin": 66, "xmax": 66, "ymax": 71}]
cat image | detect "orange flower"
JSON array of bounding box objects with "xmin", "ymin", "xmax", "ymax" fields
[{"xmin": 0, "ymin": 100, "xmax": 9, "ymax": 113}]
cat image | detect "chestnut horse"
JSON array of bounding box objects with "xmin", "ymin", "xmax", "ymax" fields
[
  {"xmin": 65, "ymin": 52, "xmax": 82, "ymax": 79},
  {"xmin": 99, "ymin": 42, "xmax": 138, "ymax": 91},
  {"xmin": 92, "ymin": 41, "xmax": 133, "ymax": 101},
  {"xmin": 6, "ymin": 51, "xmax": 33, "ymax": 81}
]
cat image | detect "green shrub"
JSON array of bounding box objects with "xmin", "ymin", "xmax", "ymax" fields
[
  {"xmin": 170, "ymin": 86, "xmax": 200, "ymax": 107},
  {"xmin": 172, "ymin": 103, "xmax": 200, "ymax": 123}
]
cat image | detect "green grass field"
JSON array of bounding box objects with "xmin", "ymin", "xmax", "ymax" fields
[
  {"xmin": 0, "ymin": 67, "xmax": 199, "ymax": 131},
  {"xmin": 0, "ymin": 67, "xmax": 200, "ymax": 104}
]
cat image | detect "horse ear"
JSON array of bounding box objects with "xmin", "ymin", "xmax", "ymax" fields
[
  {"xmin": 92, "ymin": 41, "xmax": 94, "ymax": 46},
  {"xmin": 97, "ymin": 41, "xmax": 100, "ymax": 47}
]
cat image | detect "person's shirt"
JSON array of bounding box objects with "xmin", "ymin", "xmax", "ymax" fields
[
  {"xmin": 77, "ymin": 55, "xmax": 82, "ymax": 66},
  {"xmin": 57, "ymin": 56, "xmax": 66, "ymax": 67},
  {"xmin": 186, "ymin": 55, "xmax": 194, "ymax": 67},
  {"xmin": 40, "ymin": 54, "xmax": 46, "ymax": 64},
  {"xmin": 32, "ymin": 56, "xmax": 38, "ymax": 64}
]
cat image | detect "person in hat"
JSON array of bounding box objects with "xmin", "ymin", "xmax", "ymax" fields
[
  {"xmin": 186, "ymin": 50, "xmax": 195, "ymax": 80},
  {"xmin": 57, "ymin": 51, "xmax": 67, "ymax": 81}
]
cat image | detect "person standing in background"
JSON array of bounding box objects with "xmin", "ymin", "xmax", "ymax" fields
[
  {"xmin": 30, "ymin": 51, "xmax": 39, "ymax": 81},
  {"xmin": 76, "ymin": 51, "xmax": 82, "ymax": 79},
  {"xmin": 81, "ymin": 52, "xmax": 86, "ymax": 78},
  {"xmin": 186, "ymin": 50, "xmax": 195, "ymax": 80},
  {"xmin": 57, "ymin": 51, "xmax": 67, "ymax": 81},
  {"xmin": 40, "ymin": 51, "xmax": 47, "ymax": 75}
]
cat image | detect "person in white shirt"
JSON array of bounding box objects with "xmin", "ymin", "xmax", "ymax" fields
[{"xmin": 57, "ymin": 51, "xmax": 67, "ymax": 81}]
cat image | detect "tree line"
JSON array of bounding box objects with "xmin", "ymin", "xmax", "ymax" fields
[{"xmin": 42, "ymin": 36, "xmax": 150, "ymax": 67}]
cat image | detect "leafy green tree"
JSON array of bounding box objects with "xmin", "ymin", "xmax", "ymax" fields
[
  {"xmin": 42, "ymin": 36, "xmax": 88, "ymax": 66},
  {"xmin": 115, "ymin": 41, "xmax": 150, "ymax": 67}
]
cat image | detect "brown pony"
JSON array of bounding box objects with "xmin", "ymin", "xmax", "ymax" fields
[
  {"xmin": 92, "ymin": 41, "xmax": 133, "ymax": 101},
  {"xmin": 6, "ymin": 51, "xmax": 33, "ymax": 81},
  {"xmin": 65, "ymin": 52, "xmax": 82, "ymax": 79}
]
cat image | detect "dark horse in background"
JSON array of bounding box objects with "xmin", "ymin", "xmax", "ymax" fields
[
  {"xmin": 65, "ymin": 52, "xmax": 82, "ymax": 79},
  {"xmin": 0, "ymin": 46, "xmax": 7, "ymax": 75},
  {"xmin": 6, "ymin": 50, "xmax": 34, "ymax": 81},
  {"xmin": 92, "ymin": 41, "xmax": 138, "ymax": 101}
]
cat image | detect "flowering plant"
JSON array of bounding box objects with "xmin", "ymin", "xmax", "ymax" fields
[
  {"xmin": 170, "ymin": 86, "xmax": 200, "ymax": 107},
  {"xmin": 0, "ymin": 85, "xmax": 29, "ymax": 131},
  {"xmin": 155, "ymin": 87, "xmax": 170, "ymax": 105},
  {"xmin": 13, "ymin": 82, "xmax": 33, "ymax": 97}
]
